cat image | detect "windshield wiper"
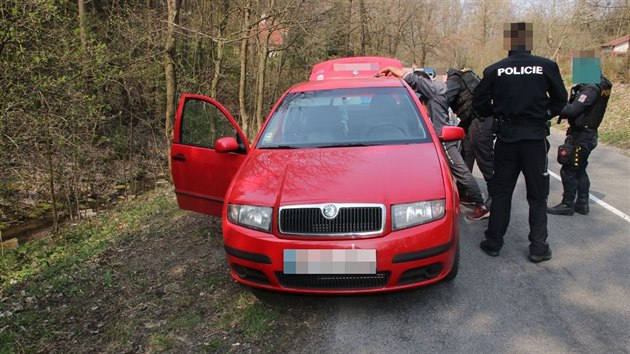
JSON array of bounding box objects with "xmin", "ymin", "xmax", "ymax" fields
[
  {"xmin": 261, "ymin": 145, "xmax": 301, "ymax": 149},
  {"xmin": 316, "ymin": 142, "xmax": 377, "ymax": 148}
]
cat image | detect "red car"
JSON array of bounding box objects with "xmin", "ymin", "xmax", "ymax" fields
[{"xmin": 171, "ymin": 57, "xmax": 464, "ymax": 294}]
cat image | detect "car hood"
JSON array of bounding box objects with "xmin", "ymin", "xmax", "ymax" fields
[{"xmin": 229, "ymin": 143, "xmax": 446, "ymax": 206}]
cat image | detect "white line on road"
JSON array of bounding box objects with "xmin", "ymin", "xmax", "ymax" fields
[{"xmin": 548, "ymin": 170, "xmax": 630, "ymax": 223}]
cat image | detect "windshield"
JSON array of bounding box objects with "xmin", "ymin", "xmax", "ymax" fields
[{"xmin": 258, "ymin": 87, "xmax": 430, "ymax": 149}]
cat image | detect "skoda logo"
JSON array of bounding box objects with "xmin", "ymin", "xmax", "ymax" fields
[{"xmin": 322, "ymin": 204, "xmax": 339, "ymax": 219}]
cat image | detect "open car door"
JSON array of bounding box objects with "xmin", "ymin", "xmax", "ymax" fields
[{"xmin": 170, "ymin": 94, "xmax": 250, "ymax": 216}]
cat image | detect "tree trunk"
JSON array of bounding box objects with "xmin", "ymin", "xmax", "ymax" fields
[
  {"xmin": 210, "ymin": 0, "xmax": 230, "ymax": 98},
  {"xmin": 254, "ymin": 35, "xmax": 269, "ymax": 132},
  {"xmin": 254, "ymin": 0, "xmax": 275, "ymax": 133},
  {"xmin": 164, "ymin": 0, "xmax": 181, "ymax": 173},
  {"xmin": 78, "ymin": 0, "xmax": 86, "ymax": 49},
  {"xmin": 239, "ymin": 0, "xmax": 252, "ymax": 138},
  {"xmin": 41, "ymin": 93, "xmax": 59, "ymax": 233},
  {"xmin": 346, "ymin": 0, "xmax": 353, "ymax": 56},
  {"xmin": 47, "ymin": 134, "xmax": 58, "ymax": 233},
  {"xmin": 359, "ymin": 0, "xmax": 367, "ymax": 55}
]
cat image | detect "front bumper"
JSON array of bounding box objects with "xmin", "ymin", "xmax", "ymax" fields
[{"xmin": 221, "ymin": 213, "xmax": 458, "ymax": 294}]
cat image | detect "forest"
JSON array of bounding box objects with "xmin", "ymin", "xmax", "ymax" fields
[{"xmin": 1, "ymin": 0, "xmax": 628, "ymax": 233}]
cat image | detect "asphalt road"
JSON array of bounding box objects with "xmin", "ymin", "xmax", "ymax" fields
[{"xmin": 288, "ymin": 129, "xmax": 630, "ymax": 354}]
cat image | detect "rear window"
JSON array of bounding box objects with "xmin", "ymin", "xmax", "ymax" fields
[{"xmin": 258, "ymin": 87, "xmax": 430, "ymax": 149}]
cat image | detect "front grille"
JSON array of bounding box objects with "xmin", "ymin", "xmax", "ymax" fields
[
  {"xmin": 276, "ymin": 272, "xmax": 390, "ymax": 289},
  {"xmin": 279, "ymin": 204, "xmax": 385, "ymax": 236}
]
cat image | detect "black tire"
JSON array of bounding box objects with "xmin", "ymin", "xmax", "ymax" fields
[
  {"xmin": 250, "ymin": 287, "xmax": 278, "ymax": 302},
  {"xmin": 443, "ymin": 241, "xmax": 459, "ymax": 281}
]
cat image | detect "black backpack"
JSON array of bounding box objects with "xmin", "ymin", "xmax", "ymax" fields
[{"xmin": 449, "ymin": 69, "xmax": 481, "ymax": 128}]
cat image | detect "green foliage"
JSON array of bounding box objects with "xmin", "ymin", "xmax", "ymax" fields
[
  {"xmin": 241, "ymin": 302, "xmax": 280, "ymax": 338},
  {"xmin": 0, "ymin": 330, "xmax": 16, "ymax": 354},
  {"xmin": 215, "ymin": 291, "xmax": 282, "ymax": 341},
  {"xmin": 148, "ymin": 334, "xmax": 177, "ymax": 351},
  {"xmin": 170, "ymin": 313, "xmax": 204, "ymax": 329},
  {"xmin": 203, "ymin": 338, "xmax": 229, "ymax": 353},
  {"xmin": 1, "ymin": 0, "xmax": 168, "ymax": 224},
  {"xmin": 0, "ymin": 190, "xmax": 172, "ymax": 292},
  {"xmin": 0, "ymin": 189, "xmax": 177, "ymax": 352}
]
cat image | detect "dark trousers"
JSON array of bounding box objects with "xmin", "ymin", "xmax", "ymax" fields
[
  {"xmin": 462, "ymin": 116, "xmax": 495, "ymax": 190},
  {"xmin": 444, "ymin": 141, "xmax": 484, "ymax": 204},
  {"xmin": 560, "ymin": 134, "xmax": 597, "ymax": 204},
  {"xmin": 486, "ymin": 139, "xmax": 550, "ymax": 255}
]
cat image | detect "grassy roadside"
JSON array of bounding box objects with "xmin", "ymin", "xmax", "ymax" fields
[
  {"xmin": 0, "ymin": 187, "xmax": 320, "ymax": 353},
  {"xmin": 599, "ymin": 83, "xmax": 630, "ymax": 150}
]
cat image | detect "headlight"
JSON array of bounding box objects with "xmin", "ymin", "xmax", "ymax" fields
[
  {"xmin": 392, "ymin": 199, "xmax": 446, "ymax": 230},
  {"xmin": 227, "ymin": 204, "xmax": 273, "ymax": 232}
]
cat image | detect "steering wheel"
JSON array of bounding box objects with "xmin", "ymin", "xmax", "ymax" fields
[{"xmin": 364, "ymin": 122, "xmax": 408, "ymax": 139}]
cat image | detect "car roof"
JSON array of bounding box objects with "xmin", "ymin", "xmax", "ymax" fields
[{"xmin": 288, "ymin": 77, "xmax": 406, "ymax": 93}]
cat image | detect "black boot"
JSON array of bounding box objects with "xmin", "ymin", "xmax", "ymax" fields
[
  {"xmin": 575, "ymin": 195, "xmax": 589, "ymax": 215},
  {"xmin": 547, "ymin": 202, "xmax": 574, "ymax": 216}
]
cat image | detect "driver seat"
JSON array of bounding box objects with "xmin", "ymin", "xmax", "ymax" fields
[
  {"xmin": 302, "ymin": 106, "xmax": 344, "ymax": 143},
  {"xmin": 364, "ymin": 94, "xmax": 408, "ymax": 139}
]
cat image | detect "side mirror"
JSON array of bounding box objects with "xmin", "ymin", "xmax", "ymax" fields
[
  {"xmin": 440, "ymin": 126, "xmax": 465, "ymax": 141},
  {"xmin": 215, "ymin": 137, "xmax": 239, "ymax": 153}
]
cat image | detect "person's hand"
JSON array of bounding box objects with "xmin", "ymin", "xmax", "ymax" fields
[{"xmin": 375, "ymin": 66, "xmax": 405, "ymax": 78}]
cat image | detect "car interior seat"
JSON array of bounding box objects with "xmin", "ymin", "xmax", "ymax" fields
[
  {"xmin": 364, "ymin": 93, "xmax": 409, "ymax": 139},
  {"xmin": 301, "ymin": 105, "xmax": 345, "ymax": 143}
]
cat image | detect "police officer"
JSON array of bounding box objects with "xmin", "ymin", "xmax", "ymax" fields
[
  {"xmin": 376, "ymin": 66, "xmax": 489, "ymax": 220},
  {"xmin": 547, "ymin": 75, "xmax": 612, "ymax": 215},
  {"xmin": 446, "ymin": 68, "xmax": 495, "ymax": 209},
  {"xmin": 472, "ymin": 22, "xmax": 567, "ymax": 263}
]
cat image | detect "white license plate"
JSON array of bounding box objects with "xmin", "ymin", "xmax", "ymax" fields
[{"xmin": 283, "ymin": 249, "xmax": 376, "ymax": 274}]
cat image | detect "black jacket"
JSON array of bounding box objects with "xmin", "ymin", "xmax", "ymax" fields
[
  {"xmin": 562, "ymin": 76, "xmax": 612, "ymax": 130},
  {"xmin": 403, "ymin": 73, "xmax": 450, "ymax": 136},
  {"xmin": 446, "ymin": 68, "xmax": 487, "ymax": 130},
  {"xmin": 473, "ymin": 50, "xmax": 567, "ymax": 142},
  {"xmin": 561, "ymin": 76, "xmax": 612, "ymax": 148}
]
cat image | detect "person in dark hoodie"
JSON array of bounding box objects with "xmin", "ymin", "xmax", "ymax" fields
[
  {"xmin": 472, "ymin": 22, "xmax": 567, "ymax": 263},
  {"xmin": 376, "ymin": 66, "xmax": 489, "ymax": 220},
  {"xmin": 547, "ymin": 58, "xmax": 612, "ymax": 216}
]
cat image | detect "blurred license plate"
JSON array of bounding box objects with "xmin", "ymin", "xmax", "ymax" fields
[{"xmin": 283, "ymin": 249, "xmax": 376, "ymax": 274}]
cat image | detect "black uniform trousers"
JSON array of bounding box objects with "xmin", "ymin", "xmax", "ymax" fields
[
  {"xmin": 461, "ymin": 116, "xmax": 495, "ymax": 189},
  {"xmin": 560, "ymin": 133, "xmax": 597, "ymax": 204},
  {"xmin": 486, "ymin": 138, "xmax": 550, "ymax": 256}
]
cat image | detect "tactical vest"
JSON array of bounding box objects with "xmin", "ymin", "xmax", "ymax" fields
[
  {"xmin": 574, "ymin": 77, "xmax": 612, "ymax": 129},
  {"xmin": 449, "ymin": 70, "xmax": 480, "ymax": 126}
]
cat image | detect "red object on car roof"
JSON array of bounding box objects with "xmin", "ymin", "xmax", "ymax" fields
[{"xmin": 309, "ymin": 56, "xmax": 403, "ymax": 81}]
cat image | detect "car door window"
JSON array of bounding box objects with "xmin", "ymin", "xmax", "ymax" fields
[{"xmin": 180, "ymin": 99, "xmax": 237, "ymax": 148}]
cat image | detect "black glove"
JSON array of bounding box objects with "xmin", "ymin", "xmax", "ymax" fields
[{"xmin": 568, "ymin": 84, "xmax": 583, "ymax": 104}]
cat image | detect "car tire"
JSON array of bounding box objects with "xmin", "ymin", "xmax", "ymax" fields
[
  {"xmin": 251, "ymin": 287, "xmax": 278, "ymax": 302},
  {"xmin": 443, "ymin": 241, "xmax": 459, "ymax": 281}
]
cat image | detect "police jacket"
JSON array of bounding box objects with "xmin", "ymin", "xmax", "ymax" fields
[
  {"xmin": 562, "ymin": 76, "xmax": 612, "ymax": 130},
  {"xmin": 403, "ymin": 72, "xmax": 450, "ymax": 136},
  {"xmin": 561, "ymin": 76, "xmax": 612, "ymax": 148},
  {"xmin": 473, "ymin": 50, "xmax": 568, "ymax": 142}
]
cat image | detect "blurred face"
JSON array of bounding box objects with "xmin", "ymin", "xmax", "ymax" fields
[
  {"xmin": 572, "ymin": 50, "xmax": 601, "ymax": 84},
  {"xmin": 503, "ymin": 22, "xmax": 533, "ymax": 51},
  {"xmin": 435, "ymin": 68, "xmax": 447, "ymax": 83}
]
